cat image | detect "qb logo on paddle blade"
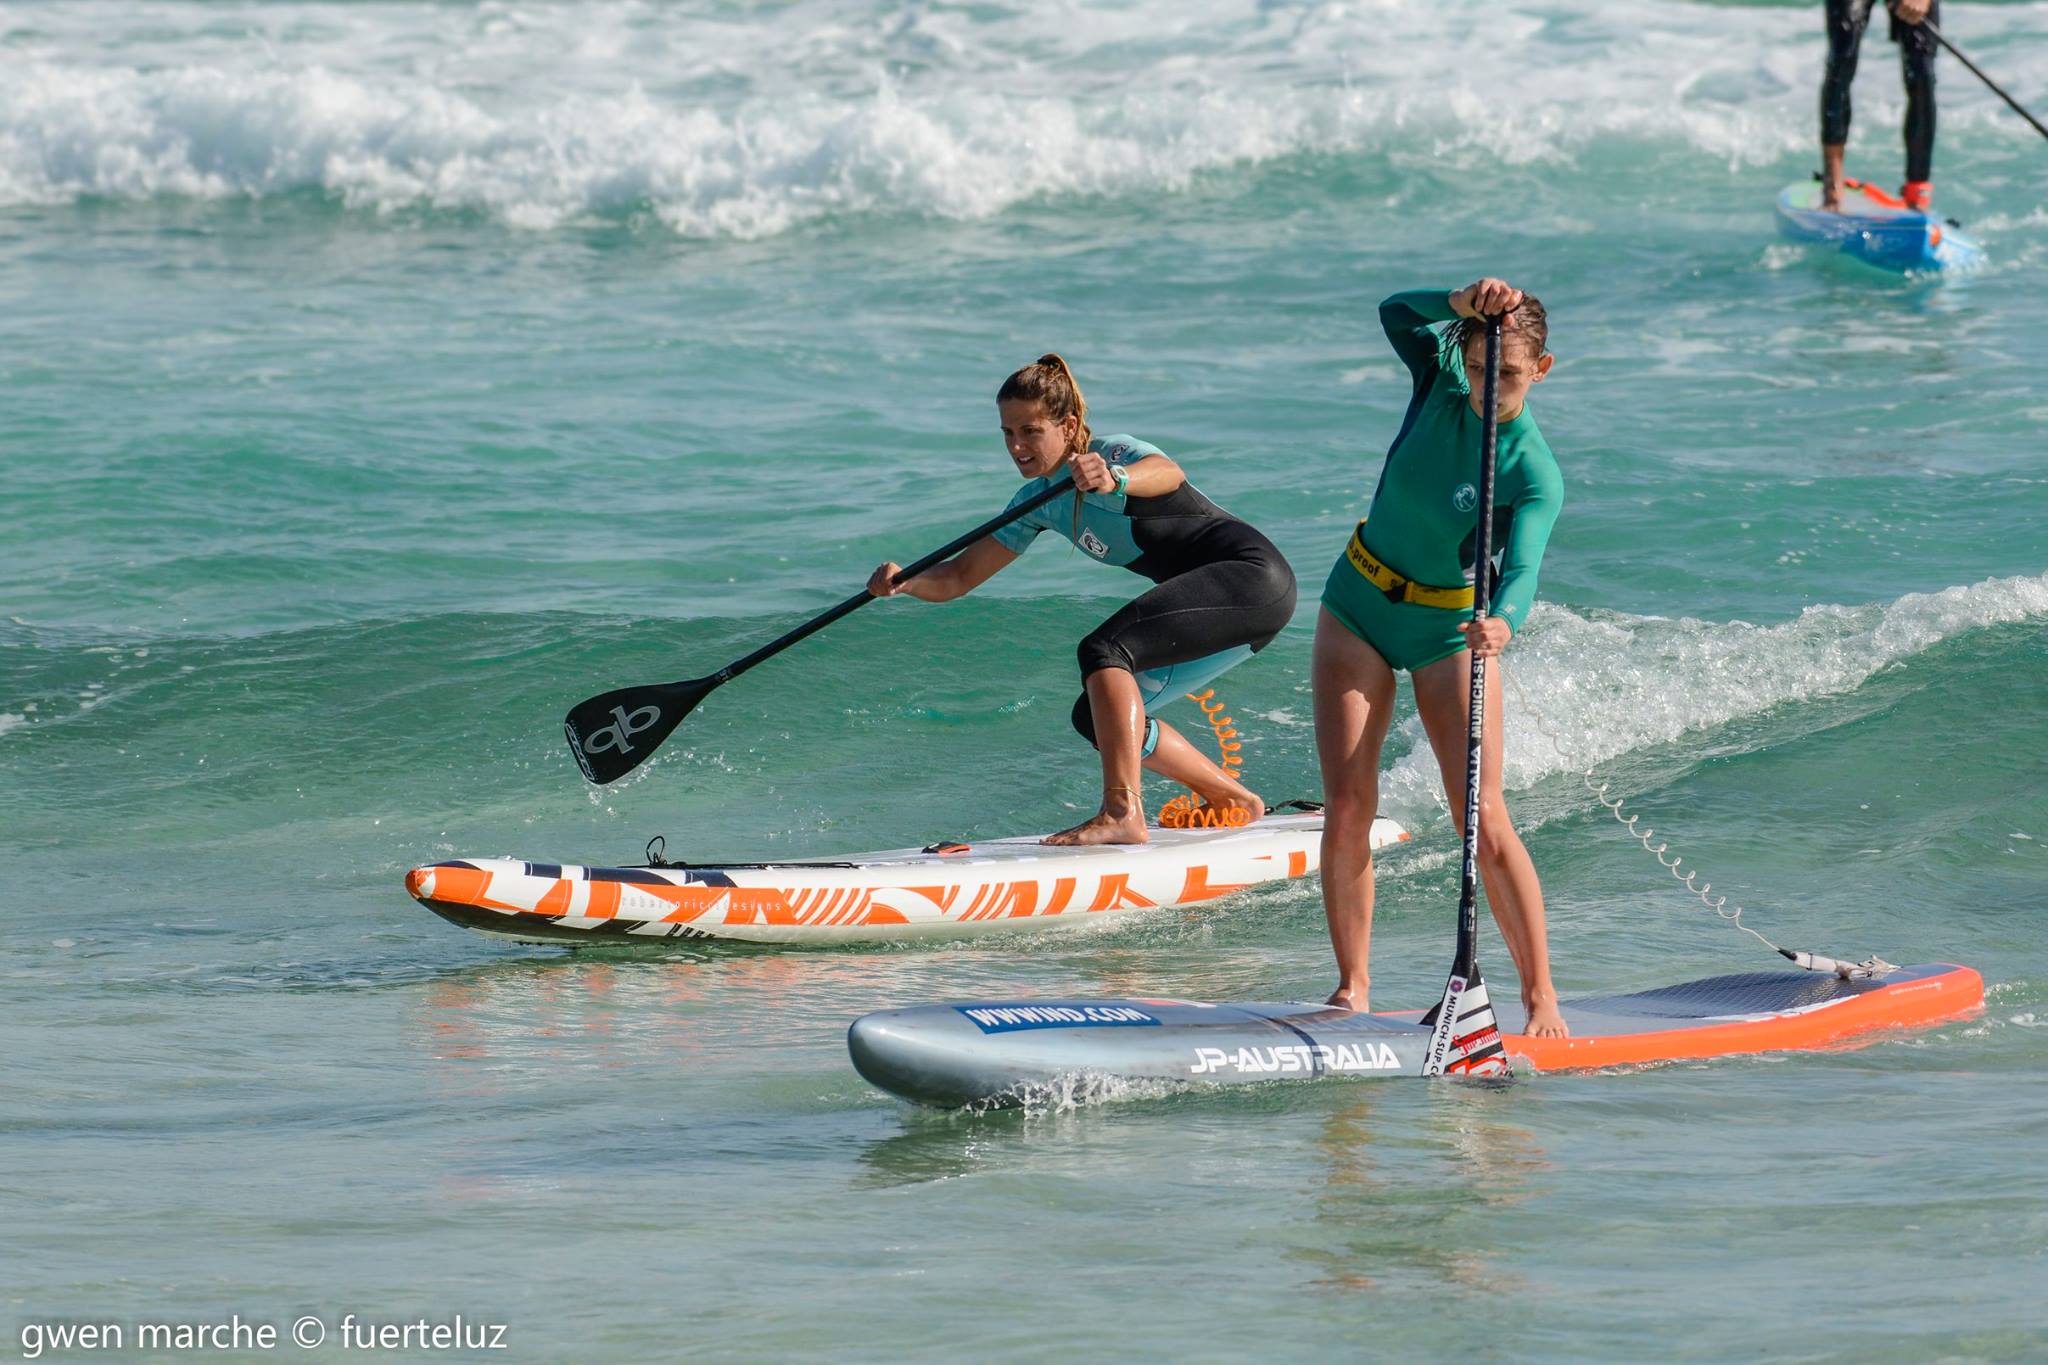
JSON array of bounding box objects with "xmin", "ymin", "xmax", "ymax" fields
[
  {"xmin": 1452, "ymin": 483, "xmax": 1478, "ymax": 513},
  {"xmin": 583, "ymin": 704, "xmax": 661, "ymax": 755}
]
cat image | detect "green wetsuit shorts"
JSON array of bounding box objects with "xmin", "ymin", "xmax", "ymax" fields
[{"xmin": 1319, "ymin": 549, "xmax": 1471, "ymax": 673}]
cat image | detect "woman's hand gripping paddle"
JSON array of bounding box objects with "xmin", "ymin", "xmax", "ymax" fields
[
  {"xmin": 1419, "ymin": 315, "xmax": 1512, "ymax": 1078},
  {"xmin": 563, "ymin": 478, "xmax": 1078, "ymax": 785}
]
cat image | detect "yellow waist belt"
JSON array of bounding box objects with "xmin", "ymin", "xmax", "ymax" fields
[{"xmin": 1345, "ymin": 523, "xmax": 1475, "ymax": 610}]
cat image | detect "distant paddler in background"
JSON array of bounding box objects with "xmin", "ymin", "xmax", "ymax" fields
[
  {"xmin": 1315, "ymin": 280, "xmax": 1567, "ymax": 1037},
  {"xmin": 868, "ymin": 354, "xmax": 1295, "ymax": 846},
  {"xmin": 1822, "ymin": 0, "xmax": 1939, "ymax": 211}
]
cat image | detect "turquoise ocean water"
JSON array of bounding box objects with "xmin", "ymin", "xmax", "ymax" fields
[{"xmin": 4, "ymin": 1, "xmax": 2045, "ymax": 1358}]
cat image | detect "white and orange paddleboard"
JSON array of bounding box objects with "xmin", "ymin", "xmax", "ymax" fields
[{"xmin": 405, "ymin": 810, "xmax": 1408, "ymax": 947}]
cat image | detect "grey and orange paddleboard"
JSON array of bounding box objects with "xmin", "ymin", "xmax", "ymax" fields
[{"xmin": 848, "ymin": 963, "xmax": 1985, "ymax": 1107}]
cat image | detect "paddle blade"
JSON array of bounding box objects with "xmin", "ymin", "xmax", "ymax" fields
[
  {"xmin": 1418, "ymin": 971, "xmax": 1511, "ymax": 1078},
  {"xmin": 562, "ymin": 678, "xmax": 714, "ymax": 785}
]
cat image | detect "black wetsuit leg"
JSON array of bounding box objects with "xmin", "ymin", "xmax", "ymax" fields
[
  {"xmin": 1897, "ymin": 3, "xmax": 1938, "ymax": 184},
  {"xmin": 1068, "ymin": 521, "xmax": 1297, "ymax": 747},
  {"xmin": 1822, "ymin": 0, "xmax": 1877, "ymax": 149},
  {"xmin": 1824, "ymin": 0, "xmax": 1938, "ymax": 183}
]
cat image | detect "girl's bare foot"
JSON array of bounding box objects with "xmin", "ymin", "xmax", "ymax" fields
[
  {"xmin": 1324, "ymin": 985, "xmax": 1367, "ymax": 1012},
  {"xmin": 1523, "ymin": 994, "xmax": 1569, "ymax": 1038}
]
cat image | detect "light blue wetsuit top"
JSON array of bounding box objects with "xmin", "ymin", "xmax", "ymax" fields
[
  {"xmin": 990, "ymin": 435, "xmax": 1162, "ymax": 567},
  {"xmin": 986, "ymin": 433, "xmax": 1258, "ymax": 753}
]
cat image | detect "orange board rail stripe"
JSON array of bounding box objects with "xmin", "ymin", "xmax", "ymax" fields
[{"xmin": 1508, "ymin": 964, "xmax": 1984, "ymax": 1071}]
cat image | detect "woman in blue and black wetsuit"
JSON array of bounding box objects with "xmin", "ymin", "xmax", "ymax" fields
[{"xmin": 867, "ymin": 354, "xmax": 1296, "ymax": 846}]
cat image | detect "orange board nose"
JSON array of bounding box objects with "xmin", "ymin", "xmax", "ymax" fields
[{"xmin": 406, "ymin": 863, "xmax": 489, "ymax": 906}]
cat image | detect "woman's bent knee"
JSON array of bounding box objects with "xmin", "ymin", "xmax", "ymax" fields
[{"xmin": 1077, "ymin": 631, "xmax": 1135, "ymax": 677}]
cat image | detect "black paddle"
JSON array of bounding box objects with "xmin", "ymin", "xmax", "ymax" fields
[
  {"xmin": 1920, "ymin": 18, "xmax": 2048, "ymax": 144},
  {"xmin": 564, "ymin": 477, "xmax": 1078, "ymax": 785},
  {"xmin": 1419, "ymin": 313, "xmax": 1510, "ymax": 1078}
]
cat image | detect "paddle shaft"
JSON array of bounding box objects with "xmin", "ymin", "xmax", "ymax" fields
[
  {"xmin": 705, "ymin": 476, "xmax": 1077, "ymax": 689},
  {"xmin": 1452, "ymin": 316, "xmax": 1503, "ymax": 980},
  {"xmin": 1414, "ymin": 312, "xmax": 1505, "ymax": 1055},
  {"xmin": 1921, "ymin": 19, "xmax": 2048, "ymax": 143}
]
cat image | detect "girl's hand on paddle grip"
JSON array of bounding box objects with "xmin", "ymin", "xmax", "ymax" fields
[
  {"xmin": 1451, "ymin": 278, "xmax": 1523, "ymax": 321},
  {"xmin": 1461, "ymin": 615, "xmax": 1512, "ymax": 658},
  {"xmin": 1066, "ymin": 447, "xmax": 1117, "ymax": 494},
  {"xmin": 867, "ymin": 561, "xmax": 908, "ymax": 597}
]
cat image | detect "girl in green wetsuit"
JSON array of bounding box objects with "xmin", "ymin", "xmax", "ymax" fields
[{"xmin": 1315, "ymin": 279, "xmax": 1568, "ymax": 1038}]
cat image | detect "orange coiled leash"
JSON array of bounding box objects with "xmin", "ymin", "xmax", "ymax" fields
[{"xmin": 1158, "ymin": 689, "xmax": 1253, "ymax": 829}]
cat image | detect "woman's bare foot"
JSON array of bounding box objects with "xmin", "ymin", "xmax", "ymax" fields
[
  {"xmin": 1206, "ymin": 790, "xmax": 1265, "ymax": 825},
  {"xmin": 1042, "ymin": 808, "xmax": 1149, "ymax": 846},
  {"xmin": 1183, "ymin": 774, "xmax": 1265, "ymax": 826},
  {"xmin": 1324, "ymin": 984, "xmax": 1367, "ymax": 1012},
  {"xmin": 1523, "ymin": 993, "xmax": 1569, "ymax": 1038}
]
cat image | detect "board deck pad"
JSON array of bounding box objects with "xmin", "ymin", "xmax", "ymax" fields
[
  {"xmin": 847, "ymin": 963, "xmax": 1984, "ymax": 1107},
  {"xmin": 405, "ymin": 811, "xmax": 1407, "ymax": 946},
  {"xmin": 1775, "ymin": 179, "xmax": 1984, "ymax": 273}
]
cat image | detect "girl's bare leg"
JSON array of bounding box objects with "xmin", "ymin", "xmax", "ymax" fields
[
  {"xmin": 1410, "ymin": 651, "xmax": 1567, "ymax": 1037},
  {"xmin": 1312, "ymin": 609, "xmax": 1399, "ymax": 1011}
]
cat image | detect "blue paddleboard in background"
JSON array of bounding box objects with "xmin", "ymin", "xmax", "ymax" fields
[{"xmin": 1775, "ymin": 178, "xmax": 1985, "ymax": 273}]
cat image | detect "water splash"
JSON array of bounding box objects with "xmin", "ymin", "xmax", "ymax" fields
[{"xmin": 4, "ymin": 0, "xmax": 2032, "ymax": 233}]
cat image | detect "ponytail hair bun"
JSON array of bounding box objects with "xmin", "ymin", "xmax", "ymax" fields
[{"xmin": 997, "ymin": 353, "xmax": 1091, "ymax": 453}]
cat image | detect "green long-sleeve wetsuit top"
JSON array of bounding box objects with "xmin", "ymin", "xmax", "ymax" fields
[{"xmin": 1363, "ymin": 290, "xmax": 1562, "ymax": 634}]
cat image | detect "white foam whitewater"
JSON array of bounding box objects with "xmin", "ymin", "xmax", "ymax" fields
[
  {"xmin": 1375, "ymin": 571, "xmax": 2048, "ymax": 825},
  {"xmin": 7, "ymin": 0, "xmax": 2039, "ymax": 233}
]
